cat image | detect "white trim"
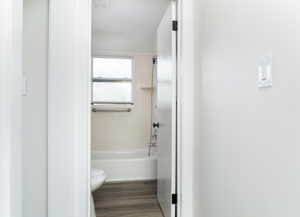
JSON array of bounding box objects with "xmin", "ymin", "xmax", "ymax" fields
[
  {"xmin": 177, "ymin": 0, "xmax": 195, "ymax": 217},
  {"xmin": 171, "ymin": 2, "xmax": 178, "ymax": 217},
  {"xmin": 48, "ymin": 0, "xmax": 91, "ymax": 217},
  {"xmin": 0, "ymin": 0, "xmax": 23, "ymax": 216}
]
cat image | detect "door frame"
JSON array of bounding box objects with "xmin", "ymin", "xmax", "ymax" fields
[
  {"xmin": 47, "ymin": 0, "xmax": 195, "ymax": 217},
  {"xmin": 48, "ymin": 0, "xmax": 91, "ymax": 217},
  {"xmin": 0, "ymin": 1, "xmax": 23, "ymax": 217},
  {"xmin": 176, "ymin": 0, "xmax": 195, "ymax": 216}
]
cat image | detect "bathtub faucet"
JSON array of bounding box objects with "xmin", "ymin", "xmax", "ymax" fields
[
  {"xmin": 147, "ymin": 128, "xmax": 158, "ymax": 157},
  {"xmin": 151, "ymin": 127, "xmax": 159, "ymax": 146}
]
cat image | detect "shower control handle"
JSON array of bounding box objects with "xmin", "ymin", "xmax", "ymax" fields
[{"xmin": 152, "ymin": 122, "xmax": 160, "ymax": 128}]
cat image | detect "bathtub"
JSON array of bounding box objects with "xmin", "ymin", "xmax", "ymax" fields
[{"xmin": 92, "ymin": 149, "xmax": 157, "ymax": 182}]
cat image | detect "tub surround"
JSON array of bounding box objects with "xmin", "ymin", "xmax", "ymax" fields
[{"xmin": 92, "ymin": 149, "xmax": 157, "ymax": 182}]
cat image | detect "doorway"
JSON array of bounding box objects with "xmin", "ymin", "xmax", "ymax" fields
[
  {"xmin": 47, "ymin": 0, "xmax": 185, "ymax": 217},
  {"xmin": 90, "ymin": 1, "xmax": 177, "ymax": 217}
]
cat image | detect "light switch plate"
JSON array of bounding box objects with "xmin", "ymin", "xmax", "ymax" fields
[{"xmin": 258, "ymin": 54, "xmax": 272, "ymax": 88}]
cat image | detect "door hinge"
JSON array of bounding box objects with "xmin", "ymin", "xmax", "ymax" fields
[
  {"xmin": 172, "ymin": 193, "xmax": 178, "ymax": 205},
  {"xmin": 172, "ymin": 20, "xmax": 178, "ymax": 31}
]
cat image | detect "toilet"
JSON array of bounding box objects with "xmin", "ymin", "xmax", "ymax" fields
[
  {"xmin": 91, "ymin": 169, "xmax": 106, "ymax": 217},
  {"xmin": 91, "ymin": 169, "xmax": 106, "ymax": 192}
]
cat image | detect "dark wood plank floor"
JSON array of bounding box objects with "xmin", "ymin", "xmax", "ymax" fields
[{"xmin": 93, "ymin": 180, "xmax": 164, "ymax": 217}]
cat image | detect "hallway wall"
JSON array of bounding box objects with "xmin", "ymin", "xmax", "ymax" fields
[{"xmin": 193, "ymin": 1, "xmax": 300, "ymax": 217}]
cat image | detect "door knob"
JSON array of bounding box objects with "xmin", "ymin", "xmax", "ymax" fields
[{"xmin": 152, "ymin": 122, "xmax": 160, "ymax": 128}]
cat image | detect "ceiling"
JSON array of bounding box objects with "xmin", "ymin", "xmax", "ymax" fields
[{"xmin": 92, "ymin": 0, "xmax": 170, "ymax": 34}]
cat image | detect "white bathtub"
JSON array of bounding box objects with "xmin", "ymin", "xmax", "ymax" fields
[{"xmin": 92, "ymin": 149, "xmax": 157, "ymax": 182}]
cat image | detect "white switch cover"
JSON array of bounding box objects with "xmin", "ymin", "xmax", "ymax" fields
[{"xmin": 258, "ymin": 54, "xmax": 272, "ymax": 88}]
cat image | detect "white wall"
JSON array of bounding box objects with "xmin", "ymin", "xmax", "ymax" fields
[
  {"xmin": 0, "ymin": 0, "xmax": 23, "ymax": 216},
  {"xmin": 193, "ymin": 1, "xmax": 300, "ymax": 217},
  {"xmin": 22, "ymin": 0, "xmax": 48, "ymax": 217},
  {"xmin": 91, "ymin": 0, "xmax": 169, "ymax": 54},
  {"xmin": 92, "ymin": 53, "xmax": 154, "ymax": 151},
  {"xmin": 48, "ymin": 0, "xmax": 91, "ymax": 216},
  {"xmin": 92, "ymin": 32, "xmax": 156, "ymax": 54}
]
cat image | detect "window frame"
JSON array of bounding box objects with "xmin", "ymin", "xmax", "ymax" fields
[{"xmin": 91, "ymin": 55, "xmax": 135, "ymax": 106}]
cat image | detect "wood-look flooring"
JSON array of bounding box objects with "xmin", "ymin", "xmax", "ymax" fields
[{"xmin": 93, "ymin": 180, "xmax": 164, "ymax": 217}]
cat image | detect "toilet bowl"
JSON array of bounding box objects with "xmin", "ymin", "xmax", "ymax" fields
[
  {"xmin": 91, "ymin": 168, "xmax": 106, "ymax": 217},
  {"xmin": 91, "ymin": 168, "xmax": 106, "ymax": 192}
]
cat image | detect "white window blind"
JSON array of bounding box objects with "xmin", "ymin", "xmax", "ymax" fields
[{"xmin": 92, "ymin": 57, "xmax": 133, "ymax": 104}]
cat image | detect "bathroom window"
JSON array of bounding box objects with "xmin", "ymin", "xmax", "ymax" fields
[{"xmin": 92, "ymin": 57, "xmax": 133, "ymax": 110}]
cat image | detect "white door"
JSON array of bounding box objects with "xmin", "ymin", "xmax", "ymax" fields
[{"xmin": 156, "ymin": 2, "xmax": 177, "ymax": 217}]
